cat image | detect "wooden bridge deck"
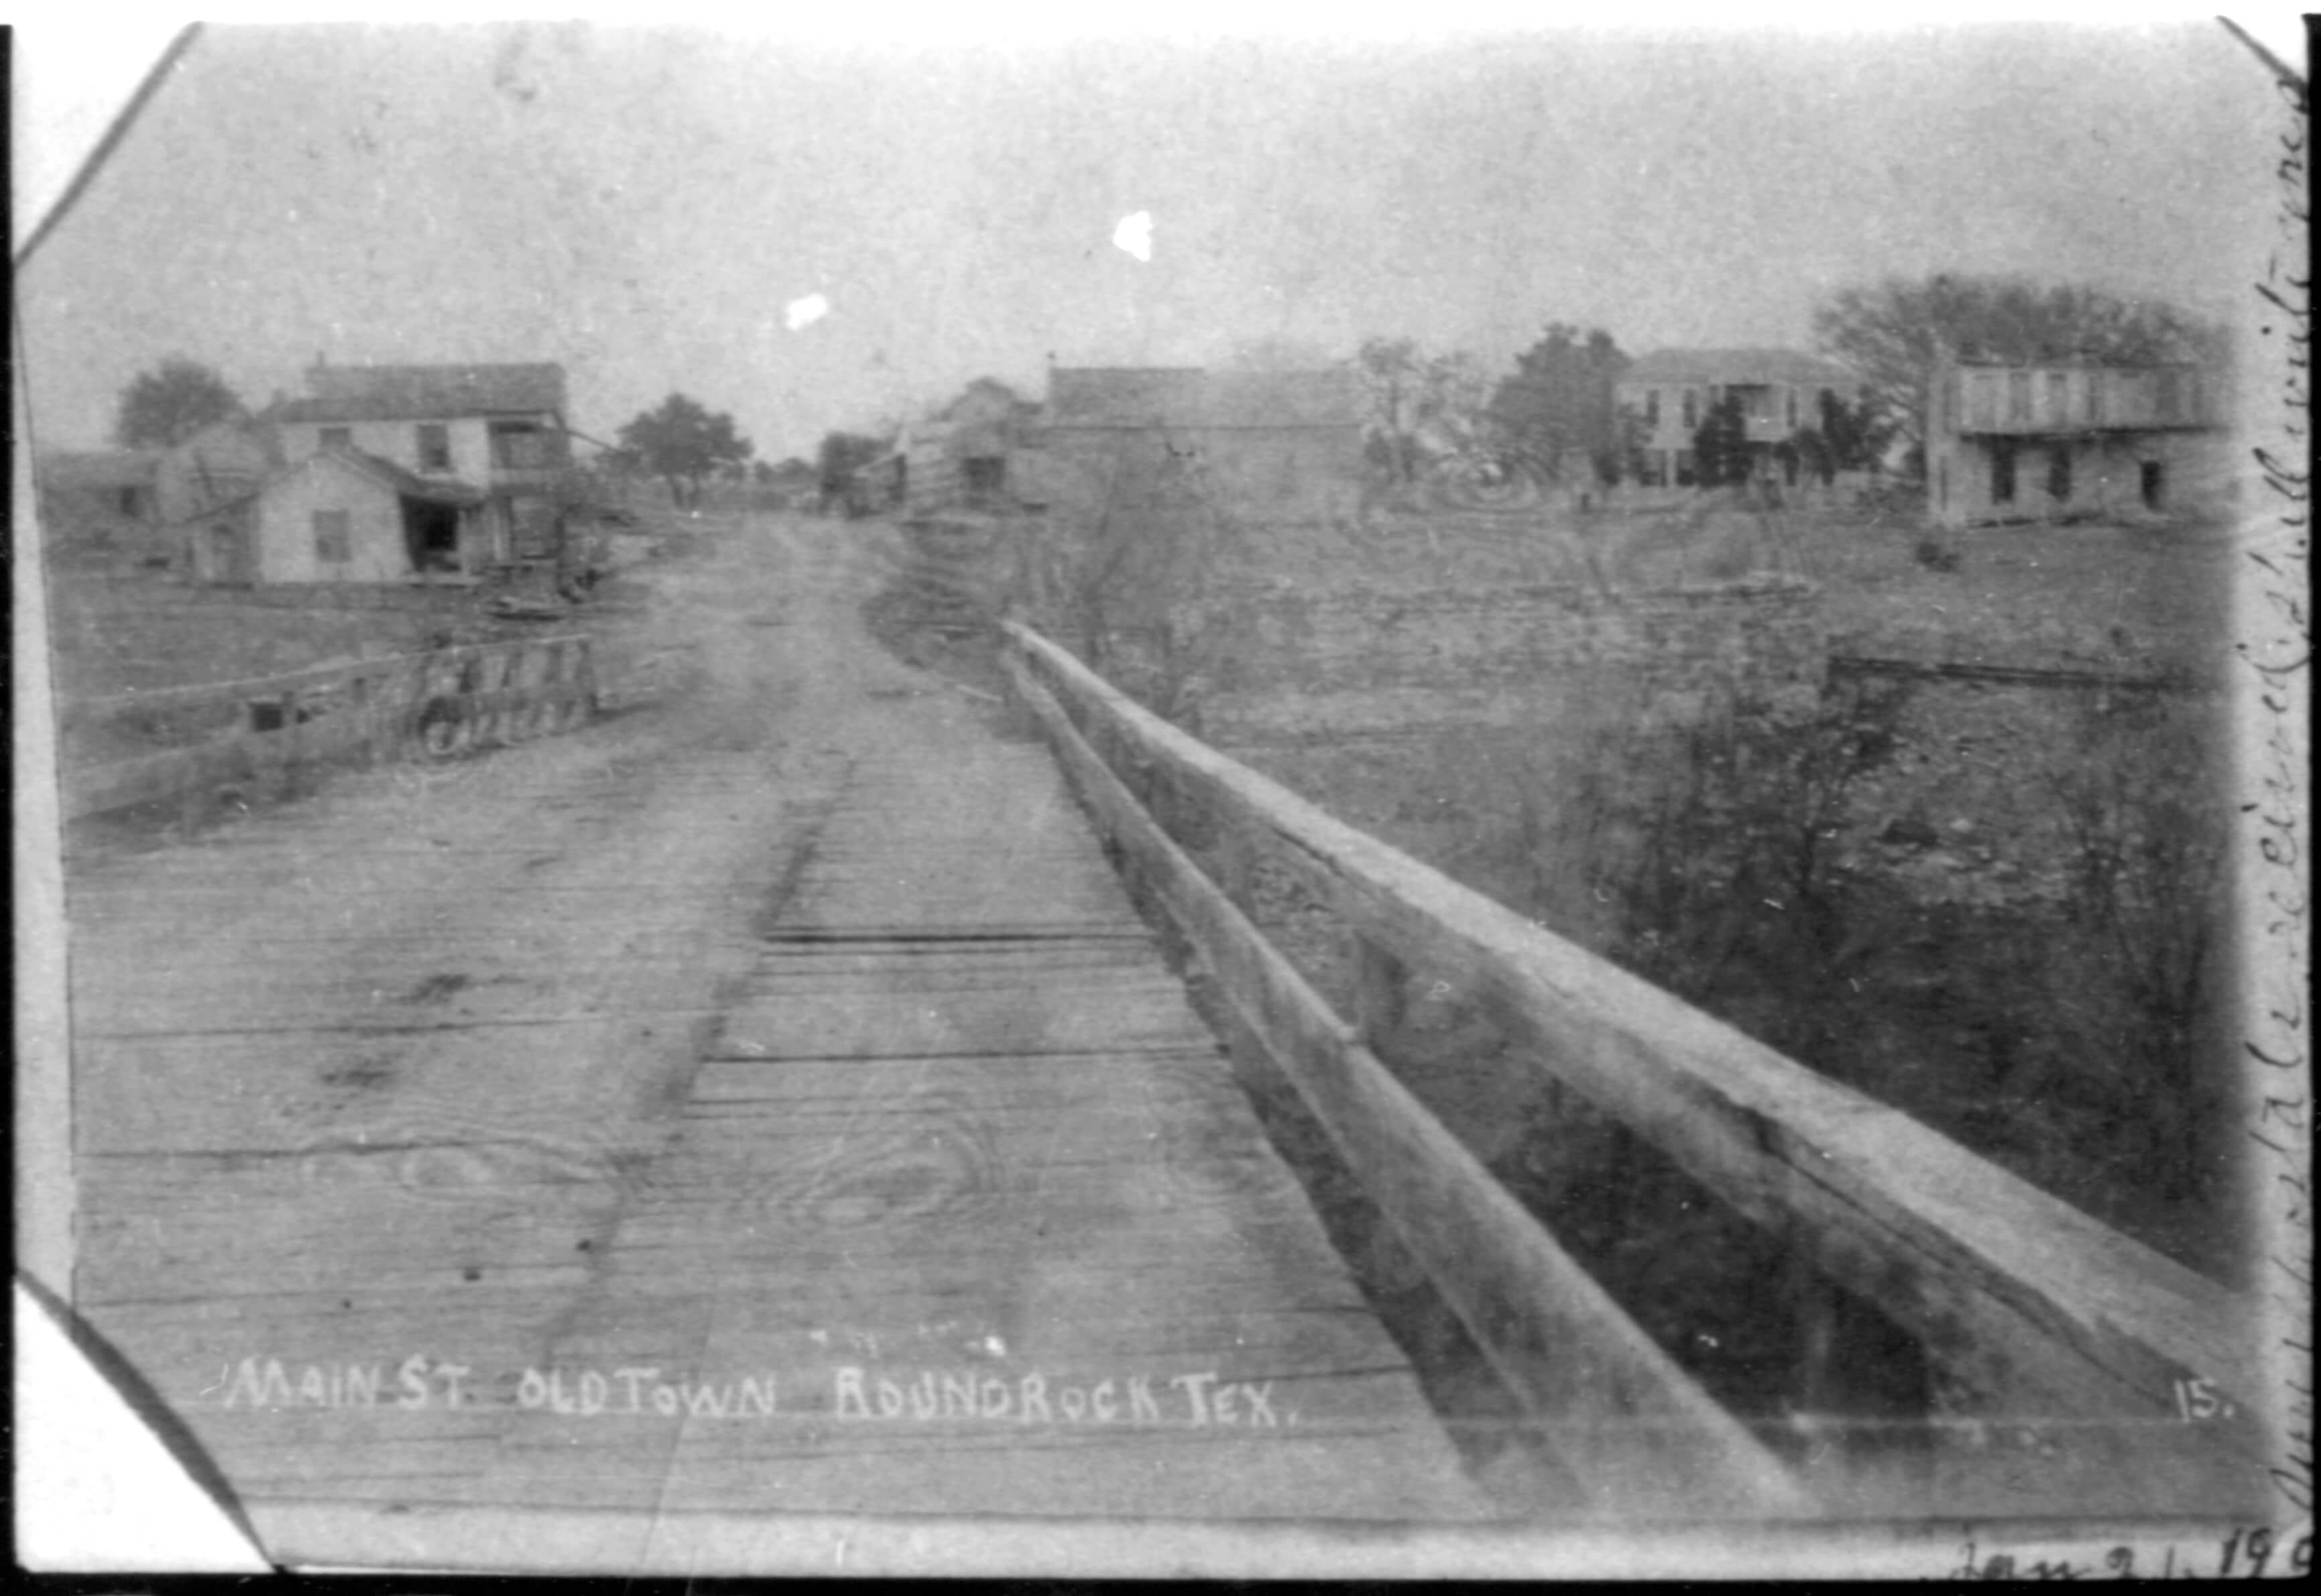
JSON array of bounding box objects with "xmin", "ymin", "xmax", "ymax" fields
[{"xmin": 58, "ymin": 523, "xmax": 1485, "ymax": 1569}]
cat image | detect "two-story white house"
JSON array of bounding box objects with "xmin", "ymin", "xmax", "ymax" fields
[
  {"xmin": 1616, "ymin": 349, "xmax": 1860, "ymax": 488},
  {"xmin": 268, "ymin": 362, "xmax": 573, "ymax": 574}
]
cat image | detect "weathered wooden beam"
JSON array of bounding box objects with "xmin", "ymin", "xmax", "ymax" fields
[
  {"xmin": 1002, "ymin": 620, "xmax": 2261, "ymax": 1509},
  {"xmin": 63, "ymin": 638, "xmax": 597, "ymax": 819},
  {"xmin": 67, "ymin": 634, "xmax": 592, "ymax": 723},
  {"xmin": 1006, "ymin": 651, "xmax": 1812, "ymax": 1516}
]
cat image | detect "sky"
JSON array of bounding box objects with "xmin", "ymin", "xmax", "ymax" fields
[{"xmin": 15, "ymin": 12, "xmax": 2290, "ymax": 463}]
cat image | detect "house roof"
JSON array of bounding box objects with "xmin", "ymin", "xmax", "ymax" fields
[
  {"xmin": 38, "ymin": 449, "xmax": 160, "ymax": 489},
  {"xmin": 1620, "ymin": 349, "xmax": 1858, "ymax": 389},
  {"xmin": 162, "ymin": 489, "xmax": 261, "ymax": 526},
  {"xmin": 1043, "ymin": 367, "xmax": 1364, "ymax": 430},
  {"xmin": 939, "ymin": 378, "xmax": 1029, "ymax": 420},
  {"xmin": 273, "ymin": 363, "xmax": 569, "ymax": 424},
  {"xmin": 251, "ymin": 448, "xmax": 487, "ymax": 508}
]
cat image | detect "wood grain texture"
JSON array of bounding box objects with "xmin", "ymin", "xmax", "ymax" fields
[
  {"xmin": 60, "ymin": 520, "xmax": 1487, "ymax": 1571},
  {"xmin": 1007, "ymin": 652, "xmax": 1810, "ymax": 1517},
  {"xmin": 1004, "ymin": 619, "xmax": 2267, "ymax": 1519},
  {"xmin": 64, "ymin": 635, "xmax": 597, "ymax": 819}
]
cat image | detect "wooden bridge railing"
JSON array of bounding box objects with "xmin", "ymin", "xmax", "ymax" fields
[
  {"xmin": 1000, "ymin": 619, "xmax": 2263, "ymax": 1520},
  {"xmin": 61, "ymin": 634, "xmax": 598, "ymax": 821}
]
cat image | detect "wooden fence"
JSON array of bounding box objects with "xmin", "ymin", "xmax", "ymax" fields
[
  {"xmin": 999, "ymin": 618, "xmax": 2263, "ymax": 1520},
  {"xmin": 61, "ymin": 635, "xmax": 597, "ymax": 822}
]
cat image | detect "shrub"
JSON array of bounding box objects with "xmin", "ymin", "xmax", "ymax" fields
[{"xmin": 2038, "ymin": 692, "xmax": 2230, "ymax": 1203}]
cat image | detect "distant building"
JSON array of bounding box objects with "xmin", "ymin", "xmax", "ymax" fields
[
  {"xmin": 847, "ymin": 448, "xmax": 908, "ymax": 516},
  {"xmin": 38, "ymin": 449, "xmax": 160, "ymax": 521},
  {"xmin": 34, "ymin": 449, "xmax": 168, "ymax": 571},
  {"xmin": 269, "ymin": 362, "xmax": 572, "ymax": 570},
  {"xmin": 900, "ymin": 379, "xmax": 1041, "ymax": 516},
  {"xmin": 1616, "ymin": 349, "xmax": 1860, "ymax": 488},
  {"xmin": 184, "ymin": 449, "xmax": 487, "ymax": 586},
  {"xmin": 1923, "ymin": 360, "xmax": 2227, "ymax": 528},
  {"xmin": 156, "ymin": 420, "xmax": 281, "ymax": 528},
  {"xmin": 1020, "ymin": 367, "xmax": 1366, "ymax": 524}
]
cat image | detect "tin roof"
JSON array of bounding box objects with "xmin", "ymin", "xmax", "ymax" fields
[
  {"xmin": 253, "ymin": 449, "xmax": 488, "ymax": 507},
  {"xmin": 274, "ymin": 363, "xmax": 568, "ymax": 424}
]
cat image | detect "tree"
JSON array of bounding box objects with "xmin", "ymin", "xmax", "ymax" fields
[
  {"xmin": 1811, "ymin": 274, "xmax": 2224, "ymax": 469},
  {"xmin": 615, "ymin": 393, "xmax": 753, "ymax": 508},
  {"xmin": 1357, "ymin": 338, "xmax": 1494, "ymax": 487},
  {"xmin": 1691, "ymin": 393, "xmax": 1754, "ymax": 489},
  {"xmin": 1488, "ymin": 324, "xmax": 1630, "ymax": 485},
  {"xmin": 114, "ymin": 357, "xmax": 245, "ymax": 449}
]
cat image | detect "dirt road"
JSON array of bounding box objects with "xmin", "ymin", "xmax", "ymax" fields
[{"xmin": 64, "ymin": 509, "xmax": 1484, "ymax": 1564}]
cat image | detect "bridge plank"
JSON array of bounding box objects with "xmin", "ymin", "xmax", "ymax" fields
[{"xmin": 64, "ymin": 586, "xmax": 1490, "ymax": 1563}]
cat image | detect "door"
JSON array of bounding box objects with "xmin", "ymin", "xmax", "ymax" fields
[{"xmin": 201, "ymin": 523, "xmax": 239, "ymax": 584}]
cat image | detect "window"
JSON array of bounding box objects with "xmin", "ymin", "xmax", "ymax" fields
[
  {"xmin": 1967, "ymin": 373, "xmax": 1999, "ymax": 430},
  {"xmin": 2007, "ymin": 371, "xmax": 2031, "ymax": 427},
  {"xmin": 1785, "ymin": 390, "xmax": 1798, "ymax": 430},
  {"xmin": 312, "ymin": 509, "xmax": 351, "ymax": 563},
  {"xmin": 489, "ymin": 422, "xmax": 556, "ymax": 470},
  {"xmin": 416, "ymin": 424, "xmax": 453, "ymax": 473},
  {"xmin": 1990, "ymin": 440, "xmax": 2017, "ymax": 505},
  {"xmin": 1644, "ymin": 389, "xmax": 1661, "ymax": 428},
  {"xmin": 963, "ymin": 456, "xmax": 1007, "ymax": 500},
  {"xmin": 1681, "ymin": 389, "xmax": 1699, "ymax": 430},
  {"xmin": 318, "ymin": 426, "xmax": 352, "ymax": 451},
  {"xmin": 2047, "ymin": 446, "xmax": 2072, "ymax": 503}
]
